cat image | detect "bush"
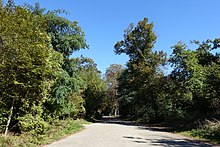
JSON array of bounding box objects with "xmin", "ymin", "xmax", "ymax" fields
[
  {"xmin": 187, "ymin": 119, "xmax": 220, "ymax": 144},
  {"xmin": 201, "ymin": 119, "xmax": 220, "ymax": 137},
  {"xmin": 0, "ymin": 119, "xmax": 87, "ymax": 147},
  {"xmin": 18, "ymin": 114, "xmax": 50, "ymax": 135}
]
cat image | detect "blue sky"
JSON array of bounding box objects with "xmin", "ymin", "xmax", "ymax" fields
[{"xmin": 13, "ymin": 0, "xmax": 220, "ymax": 73}]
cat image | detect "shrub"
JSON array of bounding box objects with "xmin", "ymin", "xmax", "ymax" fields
[
  {"xmin": 189, "ymin": 119, "xmax": 220, "ymax": 140},
  {"xmin": 18, "ymin": 114, "xmax": 50, "ymax": 135},
  {"xmin": 202, "ymin": 119, "xmax": 220, "ymax": 137}
]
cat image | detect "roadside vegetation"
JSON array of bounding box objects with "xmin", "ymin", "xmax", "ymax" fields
[
  {"xmin": 179, "ymin": 119, "xmax": 220, "ymax": 144},
  {"xmin": 0, "ymin": 0, "xmax": 220, "ymax": 146},
  {"xmin": 0, "ymin": 1, "xmax": 103, "ymax": 146},
  {"xmin": 0, "ymin": 119, "xmax": 88, "ymax": 147}
]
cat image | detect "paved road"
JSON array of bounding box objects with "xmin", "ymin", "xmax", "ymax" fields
[{"xmin": 45, "ymin": 119, "xmax": 216, "ymax": 147}]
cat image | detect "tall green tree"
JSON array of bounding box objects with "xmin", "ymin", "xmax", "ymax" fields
[{"xmin": 115, "ymin": 18, "xmax": 166, "ymax": 121}]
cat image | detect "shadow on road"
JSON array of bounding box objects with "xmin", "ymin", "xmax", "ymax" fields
[
  {"xmin": 99, "ymin": 116, "xmax": 137, "ymax": 126},
  {"xmin": 100, "ymin": 116, "xmax": 215, "ymax": 147},
  {"xmin": 123, "ymin": 136, "xmax": 213, "ymax": 147},
  {"xmin": 151, "ymin": 138, "xmax": 213, "ymax": 147}
]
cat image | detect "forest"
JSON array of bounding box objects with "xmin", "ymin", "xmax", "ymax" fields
[{"xmin": 0, "ymin": 0, "xmax": 220, "ymax": 146}]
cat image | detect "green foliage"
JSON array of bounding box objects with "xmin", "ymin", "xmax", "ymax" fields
[
  {"xmin": 184, "ymin": 120, "xmax": 220, "ymax": 144},
  {"xmin": 51, "ymin": 70, "xmax": 80, "ymax": 103},
  {"xmin": 23, "ymin": 2, "xmax": 89, "ymax": 59},
  {"xmin": 84, "ymin": 77, "xmax": 107, "ymax": 119},
  {"xmin": 66, "ymin": 93, "xmax": 85, "ymax": 117},
  {"xmin": 0, "ymin": 4, "xmax": 58, "ymax": 134},
  {"xmin": 1, "ymin": 1, "xmax": 220, "ymax": 145},
  {"xmin": 0, "ymin": 136, "xmax": 18, "ymax": 147},
  {"xmin": 0, "ymin": 7, "xmax": 52, "ymax": 100},
  {"xmin": 115, "ymin": 17, "xmax": 220, "ymax": 126},
  {"xmin": 201, "ymin": 120, "xmax": 220, "ymax": 137},
  {"xmin": 115, "ymin": 18, "xmax": 166, "ymax": 122},
  {"xmin": 46, "ymin": 14, "xmax": 88, "ymax": 58},
  {"xmin": 18, "ymin": 114, "xmax": 49, "ymax": 135},
  {"xmin": 169, "ymin": 40, "xmax": 220, "ymax": 116},
  {"xmin": 0, "ymin": 106, "xmax": 7, "ymax": 130},
  {"xmin": 0, "ymin": 1, "xmax": 89, "ymax": 137},
  {"xmin": 82, "ymin": 64, "xmax": 107, "ymax": 118},
  {"xmin": 115, "ymin": 18, "xmax": 157, "ymax": 61},
  {"xmin": 0, "ymin": 119, "xmax": 87, "ymax": 147},
  {"xmin": 68, "ymin": 56, "xmax": 107, "ymax": 119}
]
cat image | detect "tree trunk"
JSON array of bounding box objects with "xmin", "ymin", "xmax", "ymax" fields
[
  {"xmin": 114, "ymin": 108, "xmax": 117, "ymax": 117},
  {"xmin": 4, "ymin": 98, "xmax": 15, "ymax": 136}
]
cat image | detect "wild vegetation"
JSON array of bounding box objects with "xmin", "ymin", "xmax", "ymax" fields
[
  {"xmin": 0, "ymin": 0, "xmax": 220, "ymax": 146},
  {"xmin": 0, "ymin": 1, "xmax": 105, "ymax": 146}
]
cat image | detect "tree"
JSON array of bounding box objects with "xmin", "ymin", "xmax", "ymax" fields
[
  {"xmin": 115, "ymin": 18, "xmax": 158, "ymax": 64},
  {"xmin": 48, "ymin": 69, "xmax": 85, "ymax": 119},
  {"xmin": 194, "ymin": 39, "xmax": 220, "ymax": 114},
  {"xmin": 45, "ymin": 11, "xmax": 88, "ymax": 59},
  {"xmin": 0, "ymin": 3, "xmax": 71, "ymax": 135},
  {"xmin": 0, "ymin": 6, "xmax": 58, "ymax": 135},
  {"xmin": 114, "ymin": 18, "xmax": 166, "ymax": 121},
  {"xmin": 23, "ymin": 2, "xmax": 88, "ymax": 59},
  {"xmin": 105, "ymin": 64, "xmax": 124, "ymax": 116},
  {"xmin": 168, "ymin": 39, "xmax": 220, "ymax": 121},
  {"xmin": 21, "ymin": 3, "xmax": 90, "ymax": 120},
  {"xmin": 69, "ymin": 56, "xmax": 107, "ymax": 119}
]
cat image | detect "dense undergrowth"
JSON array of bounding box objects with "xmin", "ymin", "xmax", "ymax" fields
[
  {"xmin": 179, "ymin": 119, "xmax": 220, "ymax": 145},
  {"xmin": 0, "ymin": 119, "xmax": 88, "ymax": 147}
]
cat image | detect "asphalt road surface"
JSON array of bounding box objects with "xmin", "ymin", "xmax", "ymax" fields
[{"xmin": 45, "ymin": 118, "xmax": 217, "ymax": 147}]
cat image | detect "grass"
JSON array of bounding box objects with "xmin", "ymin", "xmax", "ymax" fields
[
  {"xmin": 178, "ymin": 119, "xmax": 220, "ymax": 145},
  {"xmin": 179, "ymin": 130, "xmax": 220, "ymax": 145},
  {"xmin": 0, "ymin": 119, "xmax": 90, "ymax": 147}
]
